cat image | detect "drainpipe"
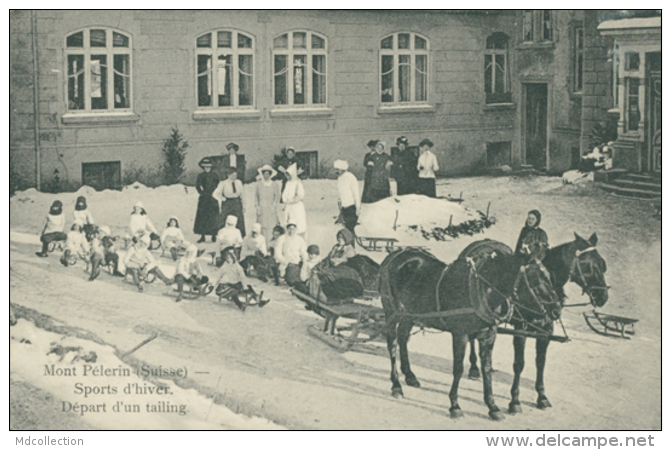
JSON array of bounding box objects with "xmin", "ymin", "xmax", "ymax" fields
[{"xmin": 31, "ymin": 10, "xmax": 41, "ymax": 190}]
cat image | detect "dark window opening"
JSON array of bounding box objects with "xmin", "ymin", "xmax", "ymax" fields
[
  {"xmin": 486, "ymin": 142, "xmax": 512, "ymax": 167},
  {"xmin": 82, "ymin": 161, "xmax": 121, "ymax": 191},
  {"xmin": 296, "ymin": 151, "xmax": 318, "ymax": 178}
]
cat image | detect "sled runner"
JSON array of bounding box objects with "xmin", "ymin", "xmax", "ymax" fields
[
  {"xmin": 583, "ymin": 310, "xmax": 638, "ymax": 339},
  {"xmin": 291, "ymin": 288, "xmax": 386, "ymax": 352}
]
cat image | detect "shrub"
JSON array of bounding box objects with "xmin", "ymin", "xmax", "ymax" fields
[{"xmin": 162, "ymin": 127, "xmax": 189, "ymax": 185}]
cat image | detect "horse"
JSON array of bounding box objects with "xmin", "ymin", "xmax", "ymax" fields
[
  {"xmin": 466, "ymin": 232, "xmax": 609, "ymax": 414},
  {"xmin": 378, "ymin": 242, "xmax": 562, "ymax": 420}
]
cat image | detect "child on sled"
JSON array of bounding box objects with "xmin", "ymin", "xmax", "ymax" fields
[
  {"xmin": 88, "ymin": 225, "xmax": 124, "ymax": 280},
  {"xmin": 123, "ymin": 235, "xmax": 172, "ymax": 292},
  {"xmin": 214, "ymin": 246, "xmax": 268, "ymax": 311},
  {"xmin": 36, "ymin": 201, "xmax": 67, "ymax": 258},
  {"xmin": 60, "ymin": 223, "xmax": 90, "ymax": 267},
  {"xmin": 161, "ymin": 216, "xmax": 188, "ymax": 261},
  {"xmin": 173, "ymin": 244, "xmax": 212, "ymax": 303},
  {"xmin": 129, "ymin": 201, "xmax": 160, "ymax": 249},
  {"xmin": 239, "ymin": 223, "xmax": 274, "ymax": 282}
]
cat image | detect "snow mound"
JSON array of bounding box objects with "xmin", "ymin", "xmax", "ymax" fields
[
  {"xmin": 562, "ymin": 170, "xmax": 595, "ymax": 185},
  {"xmin": 122, "ymin": 181, "xmax": 148, "ymax": 191},
  {"xmin": 75, "ymin": 185, "xmax": 97, "ymax": 196},
  {"xmin": 358, "ymin": 194, "xmax": 479, "ymax": 239}
]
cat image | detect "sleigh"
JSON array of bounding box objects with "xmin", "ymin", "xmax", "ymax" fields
[
  {"xmin": 291, "ymin": 288, "xmax": 386, "ymax": 352},
  {"xmin": 583, "ymin": 310, "xmax": 638, "ymax": 339}
]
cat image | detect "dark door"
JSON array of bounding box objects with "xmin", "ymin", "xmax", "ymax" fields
[
  {"xmin": 647, "ymin": 52, "xmax": 661, "ymax": 172},
  {"xmin": 524, "ymin": 83, "xmax": 548, "ymax": 170}
]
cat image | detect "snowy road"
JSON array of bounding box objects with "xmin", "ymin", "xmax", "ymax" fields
[{"xmin": 10, "ymin": 176, "xmax": 661, "ymax": 430}]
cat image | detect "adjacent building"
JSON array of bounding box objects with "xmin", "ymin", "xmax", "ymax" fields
[{"xmin": 9, "ymin": 10, "xmax": 661, "ymax": 191}]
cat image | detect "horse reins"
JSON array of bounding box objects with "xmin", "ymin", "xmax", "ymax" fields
[{"xmin": 569, "ymin": 247, "xmax": 609, "ymax": 299}]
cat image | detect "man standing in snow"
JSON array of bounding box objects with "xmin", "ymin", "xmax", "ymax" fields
[{"xmin": 334, "ymin": 160, "xmax": 361, "ymax": 234}]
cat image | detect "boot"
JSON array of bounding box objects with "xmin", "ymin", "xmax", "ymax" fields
[
  {"xmin": 89, "ymin": 260, "xmax": 101, "ymax": 281},
  {"xmin": 197, "ymin": 235, "xmax": 206, "ymax": 243},
  {"xmin": 170, "ymin": 247, "xmax": 178, "ymax": 261},
  {"xmin": 61, "ymin": 250, "xmax": 71, "ymax": 267},
  {"xmin": 232, "ymin": 295, "xmax": 246, "ymax": 312}
]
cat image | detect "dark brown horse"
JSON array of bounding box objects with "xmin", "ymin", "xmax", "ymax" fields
[
  {"xmin": 378, "ymin": 242, "xmax": 562, "ymax": 420},
  {"xmin": 467, "ymin": 232, "xmax": 609, "ymax": 414}
]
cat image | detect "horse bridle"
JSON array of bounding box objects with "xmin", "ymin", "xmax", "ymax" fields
[
  {"xmin": 569, "ymin": 247, "xmax": 610, "ymax": 302},
  {"xmin": 512, "ymin": 263, "xmax": 561, "ymax": 323}
]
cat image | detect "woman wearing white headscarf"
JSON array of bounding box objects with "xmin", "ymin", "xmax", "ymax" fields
[
  {"xmin": 281, "ymin": 164, "xmax": 307, "ymax": 238},
  {"xmin": 254, "ymin": 164, "xmax": 281, "ymax": 243}
]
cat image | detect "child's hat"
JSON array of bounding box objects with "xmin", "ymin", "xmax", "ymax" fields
[
  {"xmin": 307, "ymin": 244, "xmax": 320, "ymax": 255},
  {"xmin": 251, "ymin": 223, "xmax": 262, "ymax": 234},
  {"xmin": 225, "ymin": 215, "xmax": 238, "ymax": 227},
  {"xmin": 333, "ymin": 160, "xmax": 348, "ymax": 171},
  {"xmin": 75, "ymin": 196, "xmax": 87, "ymax": 210},
  {"xmin": 49, "ymin": 200, "xmax": 63, "ymax": 215},
  {"xmin": 99, "ymin": 225, "xmax": 111, "ymax": 236},
  {"xmin": 134, "ymin": 201, "xmax": 145, "ymax": 209}
]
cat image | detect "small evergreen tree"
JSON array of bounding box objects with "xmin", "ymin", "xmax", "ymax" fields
[{"xmin": 162, "ymin": 127, "xmax": 189, "ymax": 185}]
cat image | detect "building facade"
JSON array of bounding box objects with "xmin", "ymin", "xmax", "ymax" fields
[{"xmin": 9, "ymin": 10, "xmax": 660, "ymax": 191}]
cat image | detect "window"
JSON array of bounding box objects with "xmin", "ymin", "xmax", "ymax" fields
[
  {"xmin": 486, "ymin": 142, "xmax": 512, "ymax": 167},
  {"xmin": 196, "ymin": 30, "xmax": 255, "ymax": 109},
  {"xmin": 541, "ymin": 11, "xmax": 553, "ymax": 41},
  {"xmin": 523, "ymin": 10, "xmax": 534, "ymax": 42},
  {"xmin": 573, "ymin": 27, "xmax": 584, "ymax": 93},
  {"xmin": 610, "ymin": 44, "xmax": 620, "ymax": 108},
  {"xmin": 273, "ymin": 31, "xmax": 327, "ymax": 107},
  {"xmin": 521, "ymin": 11, "xmax": 553, "ymax": 44},
  {"xmin": 380, "ymin": 32, "xmax": 429, "ymax": 104},
  {"xmin": 82, "ymin": 161, "xmax": 121, "ymax": 191},
  {"xmin": 65, "ymin": 29, "xmax": 132, "ymax": 112},
  {"xmin": 485, "ymin": 33, "xmax": 511, "ymax": 104},
  {"xmin": 625, "ymin": 78, "xmax": 640, "ymax": 132},
  {"xmin": 624, "ymin": 52, "xmax": 640, "ymax": 71}
]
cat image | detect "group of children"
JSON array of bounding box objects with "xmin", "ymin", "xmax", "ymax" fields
[{"xmin": 35, "ymin": 197, "xmax": 269, "ymax": 308}]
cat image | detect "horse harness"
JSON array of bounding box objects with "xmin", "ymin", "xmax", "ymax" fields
[{"xmin": 569, "ymin": 247, "xmax": 609, "ymax": 299}]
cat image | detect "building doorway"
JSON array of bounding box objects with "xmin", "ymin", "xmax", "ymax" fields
[
  {"xmin": 647, "ymin": 52, "xmax": 661, "ymax": 172},
  {"xmin": 524, "ymin": 83, "xmax": 549, "ymax": 171}
]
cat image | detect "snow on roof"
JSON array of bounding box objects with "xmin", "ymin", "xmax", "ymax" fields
[{"xmin": 598, "ymin": 17, "xmax": 661, "ymax": 31}]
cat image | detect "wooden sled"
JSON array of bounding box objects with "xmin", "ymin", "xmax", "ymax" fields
[
  {"xmin": 355, "ymin": 236, "xmax": 400, "ymax": 252},
  {"xmin": 163, "ymin": 283, "xmax": 214, "ymax": 300},
  {"xmin": 583, "ymin": 310, "xmax": 638, "ymax": 339},
  {"xmin": 292, "ymin": 288, "xmax": 386, "ymax": 352}
]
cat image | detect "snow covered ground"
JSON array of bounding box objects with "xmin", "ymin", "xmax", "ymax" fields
[{"xmin": 9, "ymin": 175, "xmax": 662, "ymax": 430}]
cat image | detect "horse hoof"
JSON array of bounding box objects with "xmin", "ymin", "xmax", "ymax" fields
[
  {"xmin": 450, "ymin": 407, "xmax": 463, "ymax": 419},
  {"xmin": 537, "ymin": 397, "xmax": 552, "ymax": 409},
  {"xmin": 391, "ymin": 387, "xmax": 404, "ymax": 399},
  {"xmin": 489, "ymin": 410, "xmax": 506, "ymax": 421},
  {"xmin": 406, "ymin": 377, "xmax": 421, "ymax": 388},
  {"xmin": 508, "ymin": 403, "xmax": 523, "ymax": 414},
  {"xmin": 468, "ymin": 367, "xmax": 481, "ymax": 380}
]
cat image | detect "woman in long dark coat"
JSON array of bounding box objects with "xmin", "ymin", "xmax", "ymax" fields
[
  {"xmin": 194, "ymin": 158, "xmax": 220, "ymax": 243},
  {"xmin": 393, "ymin": 136, "xmax": 419, "ymax": 196},
  {"xmin": 362, "ymin": 141, "xmax": 393, "ymax": 203}
]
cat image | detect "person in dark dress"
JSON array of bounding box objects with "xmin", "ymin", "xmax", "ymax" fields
[
  {"xmin": 361, "ymin": 141, "xmax": 393, "ymax": 203},
  {"xmin": 393, "ymin": 136, "xmax": 418, "ymax": 196},
  {"xmin": 360, "ymin": 140, "xmax": 378, "ymax": 203},
  {"xmin": 514, "ymin": 210, "xmax": 549, "ymax": 263},
  {"xmin": 194, "ymin": 157, "xmax": 220, "ymax": 243}
]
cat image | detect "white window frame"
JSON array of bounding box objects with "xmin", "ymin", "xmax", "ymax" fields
[
  {"xmin": 379, "ymin": 32, "xmax": 430, "ymax": 105},
  {"xmin": 272, "ymin": 31, "xmax": 328, "ymax": 108},
  {"xmin": 484, "ymin": 33, "xmax": 510, "ymax": 104},
  {"xmin": 64, "ymin": 28, "xmax": 132, "ymax": 113},
  {"xmin": 195, "ymin": 29, "xmax": 256, "ymax": 110}
]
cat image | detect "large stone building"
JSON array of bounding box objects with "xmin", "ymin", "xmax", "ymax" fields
[{"xmin": 9, "ymin": 10, "xmax": 661, "ymax": 191}]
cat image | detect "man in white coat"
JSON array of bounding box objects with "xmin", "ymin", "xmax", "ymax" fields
[{"xmin": 334, "ymin": 159, "xmax": 361, "ymax": 234}]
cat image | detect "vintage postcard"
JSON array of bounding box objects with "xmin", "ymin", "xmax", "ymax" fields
[{"xmin": 8, "ymin": 8, "xmax": 662, "ymax": 440}]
